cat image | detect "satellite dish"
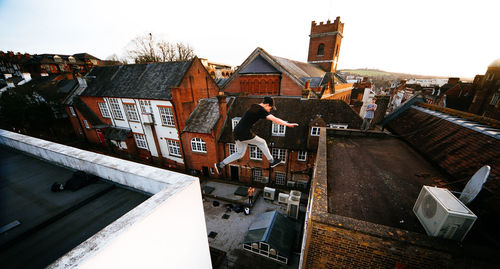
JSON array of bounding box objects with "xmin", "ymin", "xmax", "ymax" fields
[{"xmin": 459, "ymin": 165, "xmax": 491, "ymax": 204}]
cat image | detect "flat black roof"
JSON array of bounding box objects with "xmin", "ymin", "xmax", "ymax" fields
[{"xmin": 0, "ymin": 146, "xmax": 149, "ymax": 268}]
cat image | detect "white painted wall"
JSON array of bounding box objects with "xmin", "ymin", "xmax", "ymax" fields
[{"xmin": 0, "ymin": 130, "xmax": 211, "ymax": 269}]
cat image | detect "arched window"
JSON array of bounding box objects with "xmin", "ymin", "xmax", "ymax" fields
[
  {"xmin": 191, "ymin": 138, "xmax": 207, "ymax": 153},
  {"xmin": 317, "ymin": 44, "xmax": 325, "ymax": 56}
]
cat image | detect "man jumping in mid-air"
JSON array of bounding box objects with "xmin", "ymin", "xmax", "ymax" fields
[{"xmin": 214, "ymin": 97, "xmax": 298, "ymax": 174}]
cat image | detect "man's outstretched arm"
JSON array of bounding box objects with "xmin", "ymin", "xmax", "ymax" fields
[{"xmin": 266, "ymin": 114, "xmax": 298, "ymax": 128}]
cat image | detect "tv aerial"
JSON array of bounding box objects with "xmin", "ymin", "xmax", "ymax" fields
[{"xmin": 459, "ymin": 165, "xmax": 491, "ymax": 205}]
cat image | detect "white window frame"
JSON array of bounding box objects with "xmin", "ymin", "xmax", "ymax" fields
[
  {"xmin": 109, "ymin": 98, "xmax": 124, "ymax": 120},
  {"xmin": 167, "ymin": 140, "xmax": 181, "ymax": 157},
  {"xmin": 328, "ymin": 124, "xmax": 348, "ymax": 129},
  {"xmin": 271, "ymin": 148, "xmax": 287, "ymax": 163},
  {"xmin": 124, "ymin": 103, "xmax": 140, "ymax": 122},
  {"xmin": 272, "ymin": 122, "xmax": 286, "ymax": 136},
  {"xmin": 298, "ymin": 151, "xmax": 307, "ymax": 161},
  {"xmin": 69, "ymin": 106, "xmax": 76, "ymax": 117},
  {"xmin": 83, "ymin": 119, "xmax": 90, "ymax": 129},
  {"xmin": 232, "ymin": 117, "xmax": 241, "ymax": 130},
  {"xmin": 140, "ymin": 100, "xmax": 153, "ymax": 114},
  {"xmin": 249, "ymin": 145, "xmax": 263, "ymax": 160},
  {"xmin": 275, "ymin": 172, "xmax": 286, "ymax": 185},
  {"xmin": 159, "ymin": 106, "xmax": 175, "ymax": 127},
  {"xmin": 490, "ymin": 93, "xmax": 500, "ymax": 106},
  {"xmin": 311, "ymin": 127, "xmax": 320, "ymax": 136},
  {"xmin": 252, "ymin": 168, "xmax": 262, "ymax": 181},
  {"xmin": 228, "ymin": 143, "xmax": 236, "ymax": 155},
  {"xmin": 98, "ymin": 102, "xmax": 111, "ymax": 118},
  {"xmin": 134, "ymin": 133, "xmax": 148, "ymax": 149},
  {"xmin": 191, "ymin": 138, "xmax": 207, "ymax": 153}
]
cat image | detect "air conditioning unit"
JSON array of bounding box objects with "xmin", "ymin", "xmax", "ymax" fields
[
  {"xmin": 263, "ymin": 187, "xmax": 276, "ymax": 200},
  {"xmin": 278, "ymin": 193, "xmax": 289, "ymax": 204},
  {"xmin": 141, "ymin": 113, "xmax": 154, "ymax": 124},
  {"xmin": 287, "ymin": 181, "xmax": 296, "ymax": 188},
  {"xmin": 413, "ymin": 186, "xmax": 477, "ymax": 241},
  {"xmin": 287, "ymin": 190, "xmax": 301, "ymax": 219}
]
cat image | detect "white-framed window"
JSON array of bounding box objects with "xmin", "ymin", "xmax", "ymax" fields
[
  {"xmin": 140, "ymin": 100, "xmax": 153, "ymax": 114},
  {"xmin": 159, "ymin": 106, "xmax": 175, "ymax": 126},
  {"xmin": 69, "ymin": 106, "xmax": 76, "ymax": 117},
  {"xmin": 272, "ymin": 122, "xmax": 286, "ymax": 136},
  {"xmin": 298, "ymin": 151, "xmax": 307, "ymax": 161},
  {"xmin": 232, "ymin": 117, "xmax": 241, "ymax": 130},
  {"xmin": 490, "ymin": 93, "xmax": 500, "ymax": 106},
  {"xmin": 328, "ymin": 124, "xmax": 348, "ymax": 129},
  {"xmin": 311, "ymin": 127, "xmax": 320, "ymax": 136},
  {"xmin": 191, "ymin": 138, "xmax": 207, "ymax": 153},
  {"xmin": 272, "ymin": 148, "xmax": 287, "ymax": 163},
  {"xmin": 275, "ymin": 172, "xmax": 286, "ymax": 185},
  {"xmin": 167, "ymin": 140, "xmax": 181, "ymax": 157},
  {"xmin": 98, "ymin": 102, "xmax": 111, "ymax": 118},
  {"xmin": 124, "ymin": 104, "xmax": 139, "ymax": 122},
  {"xmin": 134, "ymin": 133, "xmax": 148, "ymax": 149},
  {"xmin": 83, "ymin": 120, "xmax": 90, "ymax": 129},
  {"xmin": 249, "ymin": 145, "xmax": 263, "ymax": 160},
  {"xmin": 252, "ymin": 168, "xmax": 262, "ymax": 181},
  {"xmin": 228, "ymin": 143, "xmax": 236, "ymax": 155},
  {"xmin": 109, "ymin": 98, "xmax": 124, "ymax": 120}
]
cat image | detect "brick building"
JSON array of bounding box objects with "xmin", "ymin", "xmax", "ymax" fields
[
  {"xmin": 65, "ymin": 57, "xmax": 219, "ymax": 169},
  {"xmin": 300, "ymin": 119, "xmax": 499, "ymax": 268},
  {"xmin": 211, "ymin": 96, "xmax": 363, "ymax": 190},
  {"xmin": 222, "ymin": 18, "xmax": 350, "ymax": 100},
  {"xmin": 468, "ymin": 58, "xmax": 500, "ymax": 120},
  {"xmin": 307, "ymin": 17, "xmax": 344, "ymax": 73}
]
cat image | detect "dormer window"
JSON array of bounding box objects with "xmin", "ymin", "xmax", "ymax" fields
[
  {"xmin": 317, "ymin": 44, "xmax": 325, "ymax": 56},
  {"xmin": 272, "ymin": 122, "xmax": 286, "ymax": 136},
  {"xmin": 232, "ymin": 117, "xmax": 241, "ymax": 130},
  {"xmin": 311, "ymin": 127, "xmax": 320, "ymax": 136},
  {"xmin": 54, "ymin": 55, "xmax": 62, "ymax": 63}
]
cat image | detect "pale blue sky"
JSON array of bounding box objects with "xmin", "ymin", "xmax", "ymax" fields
[{"xmin": 1, "ymin": 0, "xmax": 499, "ymax": 78}]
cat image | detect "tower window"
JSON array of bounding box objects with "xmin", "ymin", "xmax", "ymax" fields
[{"xmin": 317, "ymin": 44, "xmax": 325, "ymax": 56}]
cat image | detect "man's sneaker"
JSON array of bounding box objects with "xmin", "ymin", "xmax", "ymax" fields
[
  {"xmin": 269, "ymin": 158, "xmax": 281, "ymax": 168},
  {"xmin": 214, "ymin": 162, "xmax": 223, "ymax": 174}
]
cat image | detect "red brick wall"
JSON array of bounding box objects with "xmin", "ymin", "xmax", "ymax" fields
[
  {"xmin": 279, "ymin": 75, "xmax": 303, "ymax": 96},
  {"xmin": 304, "ymin": 222, "xmax": 452, "ymax": 268},
  {"xmin": 240, "ymin": 75, "xmax": 280, "ymax": 95},
  {"xmin": 171, "ymin": 58, "xmax": 220, "ymax": 131},
  {"xmin": 182, "ymin": 132, "xmax": 219, "ymax": 178},
  {"xmin": 65, "ymin": 106, "xmax": 84, "ymax": 139},
  {"xmin": 222, "ymin": 76, "xmax": 241, "ymax": 94},
  {"xmin": 307, "ymin": 18, "xmax": 343, "ymax": 72}
]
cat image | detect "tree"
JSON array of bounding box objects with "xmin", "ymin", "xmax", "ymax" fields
[
  {"xmin": 105, "ymin": 54, "xmax": 129, "ymax": 65},
  {"xmin": 126, "ymin": 33, "xmax": 195, "ymax": 64}
]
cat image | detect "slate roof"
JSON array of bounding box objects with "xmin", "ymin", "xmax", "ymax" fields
[
  {"xmin": 218, "ymin": 96, "xmax": 363, "ymax": 150},
  {"xmin": 183, "ymin": 98, "xmax": 221, "ymax": 134},
  {"xmin": 82, "ymin": 61, "xmax": 192, "ymax": 100},
  {"xmin": 73, "ymin": 96, "xmax": 107, "ymax": 128},
  {"xmin": 243, "ymin": 210, "xmax": 295, "ymax": 258},
  {"xmin": 222, "ymin": 48, "xmax": 327, "ymax": 90},
  {"xmin": 104, "ymin": 126, "xmax": 131, "ymax": 141}
]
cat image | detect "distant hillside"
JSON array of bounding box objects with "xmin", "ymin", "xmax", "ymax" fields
[{"xmin": 339, "ymin": 69, "xmax": 449, "ymax": 80}]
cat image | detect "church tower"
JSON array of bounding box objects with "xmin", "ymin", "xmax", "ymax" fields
[{"xmin": 307, "ymin": 17, "xmax": 344, "ymax": 73}]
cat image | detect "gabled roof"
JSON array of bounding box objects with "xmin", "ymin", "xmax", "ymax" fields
[
  {"xmin": 218, "ymin": 97, "xmax": 363, "ymax": 150},
  {"xmin": 82, "ymin": 61, "xmax": 192, "ymax": 100},
  {"xmin": 183, "ymin": 98, "xmax": 221, "ymax": 134},
  {"xmin": 222, "ymin": 47, "xmax": 326, "ymax": 90},
  {"xmin": 243, "ymin": 210, "xmax": 295, "ymax": 258}
]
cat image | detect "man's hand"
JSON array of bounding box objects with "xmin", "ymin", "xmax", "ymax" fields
[{"xmin": 287, "ymin": 123, "xmax": 299, "ymax": 128}]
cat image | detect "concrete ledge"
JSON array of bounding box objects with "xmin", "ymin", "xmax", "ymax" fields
[{"xmin": 0, "ymin": 129, "xmax": 194, "ymax": 194}]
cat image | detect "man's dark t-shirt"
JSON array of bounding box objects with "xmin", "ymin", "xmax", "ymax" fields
[{"xmin": 233, "ymin": 104, "xmax": 270, "ymax": 141}]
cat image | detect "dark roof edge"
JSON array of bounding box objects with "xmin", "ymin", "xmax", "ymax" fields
[{"xmin": 381, "ymin": 94, "xmax": 426, "ymax": 126}]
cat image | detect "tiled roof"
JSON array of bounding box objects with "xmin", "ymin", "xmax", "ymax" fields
[
  {"xmin": 183, "ymin": 98, "xmax": 221, "ymax": 134},
  {"xmin": 385, "ymin": 107, "xmax": 499, "ymax": 194},
  {"xmin": 218, "ymin": 97, "xmax": 363, "ymax": 150},
  {"xmin": 82, "ymin": 61, "xmax": 192, "ymax": 100}
]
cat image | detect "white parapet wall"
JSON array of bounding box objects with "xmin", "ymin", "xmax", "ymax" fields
[{"xmin": 0, "ymin": 130, "xmax": 212, "ymax": 269}]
